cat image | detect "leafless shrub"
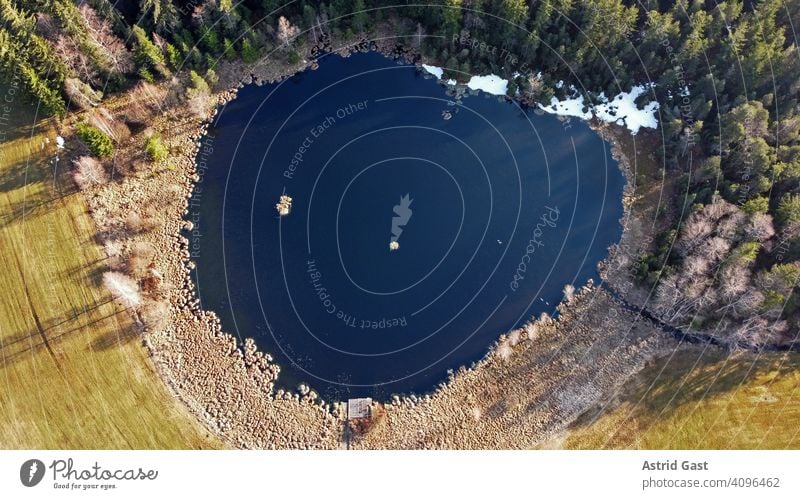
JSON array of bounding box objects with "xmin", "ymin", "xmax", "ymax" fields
[
  {"xmin": 102, "ymin": 239, "xmax": 124, "ymax": 270},
  {"xmin": 563, "ymin": 283, "xmax": 575, "ymax": 302},
  {"xmin": 524, "ymin": 322, "xmax": 539, "ymax": 341},
  {"xmin": 72, "ymin": 156, "xmax": 108, "ymax": 190},
  {"xmin": 495, "ymin": 340, "xmax": 513, "ymax": 361},
  {"xmin": 141, "ymin": 268, "xmax": 165, "ymax": 296},
  {"xmin": 125, "ymin": 211, "xmax": 158, "ymax": 234},
  {"xmin": 524, "ymin": 73, "xmax": 545, "ymax": 100},
  {"xmin": 187, "ymin": 92, "xmax": 212, "ymax": 119},
  {"xmin": 102, "ymin": 271, "xmax": 142, "ymax": 308},
  {"xmin": 471, "ymin": 407, "xmax": 482, "ymax": 421},
  {"xmin": 103, "ymin": 239, "xmax": 122, "ymax": 259},
  {"xmin": 654, "ymin": 273, "xmax": 682, "ymax": 317},
  {"xmin": 126, "ymin": 242, "xmax": 156, "ymax": 277},
  {"xmin": 139, "ymin": 299, "xmax": 170, "ymax": 331}
]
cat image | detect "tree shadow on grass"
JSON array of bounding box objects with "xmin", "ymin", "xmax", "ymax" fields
[
  {"xmin": 89, "ymin": 321, "xmax": 141, "ymax": 351},
  {"xmin": 0, "ymin": 302, "xmax": 134, "ymax": 368},
  {"xmin": 565, "ymin": 345, "xmax": 800, "ymax": 446},
  {"xmin": 58, "ymin": 258, "xmax": 109, "ymax": 286},
  {"xmin": 0, "ymin": 159, "xmax": 81, "ymax": 230},
  {"xmin": 622, "ymin": 347, "xmax": 799, "ymax": 414}
]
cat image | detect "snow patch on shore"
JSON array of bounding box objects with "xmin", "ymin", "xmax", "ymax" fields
[
  {"xmin": 421, "ymin": 63, "xmax": 659, "ymax": 134},
  {"xmin": 538, "ymin": 95, "xmax": 592, "ymax": 120},
  {"xmin": 539, "ymin": 84, "xmax": 660, "ymax": 134},
  {"xmin": 421, "ymin": 65, "xmax": 509, "ymax": 96},
  {"xmin": 421, "ymin": 64, "xmax": 444, "ymax": 79},
  {"xmin": 466, "ymin": 74, "xmax": 508, "ymax": 96}
]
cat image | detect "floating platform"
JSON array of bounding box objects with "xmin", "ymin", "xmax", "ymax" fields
[{"xmin": 276, "ymin": 194, "xmax": 293, "ymax": 216}]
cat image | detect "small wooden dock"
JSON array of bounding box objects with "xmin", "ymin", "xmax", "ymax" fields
[{"xmin": 347, "ymin": 398, "xmax": 372, "ymax": 420}]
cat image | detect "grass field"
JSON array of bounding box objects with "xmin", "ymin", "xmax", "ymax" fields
[
  {"xmin": 549, "ymin": 346, "xmax": 800, "ymax": 449},
  {"xmin": 0, "ymin": 93, "xmax": 221, "ymax": 449}
]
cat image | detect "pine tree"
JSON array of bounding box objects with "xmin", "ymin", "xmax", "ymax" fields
[{"xmin": 132, "ymin": 25, "xmax": 168, "ymax": 77}]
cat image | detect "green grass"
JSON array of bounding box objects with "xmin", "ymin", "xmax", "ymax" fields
[
  {"xmin": 0, "ymin": 94, "xmax": 221, "ymax": 449},
  {"xmin": 553, "ymin": 347, "xmax": 800, "ymax": 449}
]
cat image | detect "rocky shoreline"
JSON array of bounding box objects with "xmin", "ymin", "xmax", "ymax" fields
[{"xmin": 76, "ymin": 37, "xmax": 681, "ymax": 449}]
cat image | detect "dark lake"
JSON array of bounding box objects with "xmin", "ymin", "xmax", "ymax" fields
[{"xmin": 190, "ymin": 51, "xmax": 624, "ymax": 401}]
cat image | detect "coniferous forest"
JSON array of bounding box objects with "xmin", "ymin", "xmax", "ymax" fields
[{"xmin": 1, "ymin": 0, "xmax": 799, "ymax": 345}]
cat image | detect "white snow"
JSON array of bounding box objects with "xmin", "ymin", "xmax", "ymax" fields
[
  {"xmin": 421, "ymin": 64, "xmax": 508, "ymax": 96},
  {"xmin": 539, "ymin": 84, "xmax": 660, "ymax": 134},
  {"xmin": 56, "ymin": 136, "xmax": 65, "ymax": 149},
  {"xmin": 538, "ymin": 94, "xmax": 592, "ymax": 120},
  {"xmin": 421, "ymin": 62, "xmax": 659, "ymax": 134},
  {"xmin": 466, "ymin": 74, "xmax": 508, "ymax": 96},
  {"xmin": 421, "ymin": 64, "xmax": 444, "ymax": 79}
]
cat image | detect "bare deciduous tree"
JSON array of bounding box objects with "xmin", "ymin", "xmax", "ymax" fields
[
  {"xmin": 277, "ymin": 16, "xmax": 299, "ymax": 45},
  {"xmin": 744, "ymin": 213, "xmax": 775, "ymax": 242},
  {"xmin": 78, "ymin": 4, "xmax": 134, "ymax": 76},
  {"xmin": 89, "ymin": 108, "xmax": 131, "ymax": 143},
  {"xmin": 72, "ymin": 156, "xmax": 108, "ymax": 190},
  {"xmin": 102, "ymin": 271, "xmax": 142, "ymax": 308},
  {"xmin": 53, "ymin": 32, "xmax": 101, "ymax": 86},
  {"xmin": 653, "ymin": 195, "xmax": 792, "ymax": 344},
  {"xmin": 64, "ymin": 78, "xmax": 103, "ymax": 110}
]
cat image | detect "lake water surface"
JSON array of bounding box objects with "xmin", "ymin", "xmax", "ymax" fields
[{"xmin": 190, "ymin": 51, "xmax": 624, "ymax": 400}]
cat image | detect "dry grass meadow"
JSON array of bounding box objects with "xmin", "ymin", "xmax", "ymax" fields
[
  {"xmin": 0, "ymin": 91, "xmax": 221, "ymax": 449},
  {"xmin": 547, "ymin": 347, "xmax": 800, "ymax": 449}
]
